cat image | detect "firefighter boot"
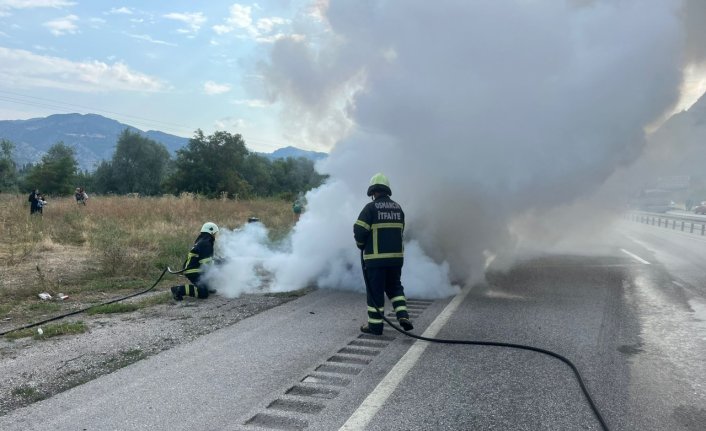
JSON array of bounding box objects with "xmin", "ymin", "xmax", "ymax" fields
[
  {"xmin": 171, "ymin": 285, "xmax": 184, "ymax": 301},
  {"xmin": 360, "ymin": 324, "xmax": 383, "ymax": 335},
  {"xmin": 399, "ymin": 317, "xmax": 414, "ymax": 331}
]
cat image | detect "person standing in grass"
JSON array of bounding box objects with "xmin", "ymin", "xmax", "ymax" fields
[
  {"xmin": 75, "ymin": 187, "xmax": 88, "ymax": 205},
  {"xmin": 170, "ymin": 222, "xmax": 219, "ymax": 300},
  {"xmin": 292, "ymin": 199, "xmax": 302, "ymax": 222},
  {"xmin": 36, "ymin": 194, "xmax": 47, "ymax": 215},
  {"xmin": 28, "ymin": 189, "xmax": 39, "ymax": 215}
]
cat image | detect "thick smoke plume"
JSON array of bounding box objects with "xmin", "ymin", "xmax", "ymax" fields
[{"xmin": 209, "ymin": 0, "xmax": 697, "ymax": 299}]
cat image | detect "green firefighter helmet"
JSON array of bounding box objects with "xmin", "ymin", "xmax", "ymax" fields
[
  {"xmin": 200, "ymin": 222, "xmax": 219, "ymax": 235},
  {"xmin": 367, "ymin": 173, "xmax": 392, "ymax": 197}
]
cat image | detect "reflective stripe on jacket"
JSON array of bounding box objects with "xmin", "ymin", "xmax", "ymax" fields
[
  {"xmin": 353, "ymin": 195, "xmax": 404, "ymax": 267},
  {"xmin": 183, "ymin": 233, "xmax": 215, "ymax": 276}
]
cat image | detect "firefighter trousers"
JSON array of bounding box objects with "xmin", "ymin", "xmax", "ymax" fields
[
  {"xmin": 365, "ymin": 266, "xmax": 409, "ymax": 334},
  {"xmin": 172, "ymin": 274, "xmax": 210, "ymax": 299}
]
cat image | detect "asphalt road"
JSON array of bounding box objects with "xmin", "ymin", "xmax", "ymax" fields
[
  {"xmin": 354, "ymin": 220, "xmax": 706, "ymax": 431},
  {"xmin": 1, "ymin": 217, "xmax": 704, "ymax": 431}
]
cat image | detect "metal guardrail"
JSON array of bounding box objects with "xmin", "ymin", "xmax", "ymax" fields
[{"xmin": 627, "ymin": 211, "xmax": 706, "ymax": 235}]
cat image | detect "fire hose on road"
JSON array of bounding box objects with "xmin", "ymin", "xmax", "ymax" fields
[
  {"xmin": 1, "ymin": 257, "xmax": 610, "ymax": 430},
  {"xmin": 360, "ymin": 251, "xmax": 610, "ymax": 431}
]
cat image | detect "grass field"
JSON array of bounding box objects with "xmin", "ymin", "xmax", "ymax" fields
[{"xmin": 0, "ymin": 193, "xmax": 295, "ymax": 332}]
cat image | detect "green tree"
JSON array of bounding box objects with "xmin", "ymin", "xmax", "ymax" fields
[
  {"xmin": 241, "ymin": 153, "xmax": 274, "ymax": 196},
  {"xmin": 166, "ymin": 130, "xmax": 250, "ymax": 198},
  {"xmin": 75, "ymin": 169, "xmax": 95, "ymax": 194},
  {"xmin": 24, "ymin": 142, "xmax": 78, "ymax": 195},
  {"xmin": 271, "ymin": 157, "xmax": 326, "ymax": 197},
  {"xmin": 110, "ymin": 130, "xmax": 170, "ymax": 195},
  {"xmin": 92, "ymin": 160, "xmax": 113, "ymax": 194},
  {"xmin": 90, "ymin": 130, "xmax": 170, "ymax": 195},
  {"xmin": 0, "ymin": 139, "xmax": 18, "ymax": 192}
]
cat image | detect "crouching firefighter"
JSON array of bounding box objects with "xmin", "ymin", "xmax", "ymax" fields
[
  {"xmin": 354, "ymin": 173, "xmax": 414, "ymax": 335},
  {"xmin": 171, "ymin": 222, "xmax": 219, "ymax": 300}
]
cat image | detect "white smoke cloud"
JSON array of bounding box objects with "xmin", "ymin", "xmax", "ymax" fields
[
  {"xmin": 213, "ymin": 0, "xmax": 692, "ymax": 299},
  {"xmin": 204, "ymin": 178, "xmax": 459, "ymax": 299},
  {"xmin": 202, "ymin": 223, "xmax": 275, "ymax": 298}
]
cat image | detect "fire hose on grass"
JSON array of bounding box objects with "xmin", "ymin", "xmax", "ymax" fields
[
  {"xmin": 0, "ymin": 268, "xmax": 169, "ymax": 337},
  {"xmin": 0, "ymin": 261, "xmax": 221, "ymax": 338},
  {"xmin": 360, "ymin": 251, "xmax": 610, "ymax": 431}
]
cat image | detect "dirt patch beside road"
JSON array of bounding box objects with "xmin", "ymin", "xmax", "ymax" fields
[{"xmin": 0, "ymin": 289, "xmax": 309, "ymax": 416}]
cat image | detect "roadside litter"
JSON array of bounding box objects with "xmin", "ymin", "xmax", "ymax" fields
[{"xmin": 37, "ymin": 293, "xmax": 69, "ymax": 301}]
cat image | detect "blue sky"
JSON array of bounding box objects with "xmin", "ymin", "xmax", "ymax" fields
[
  {"xmin": 0, "ymin": 0, "xmax": 322, "ymax": 152},
  {"xmin": 1, "ymin": 1, "xmax": 705, "ymax": 156}
]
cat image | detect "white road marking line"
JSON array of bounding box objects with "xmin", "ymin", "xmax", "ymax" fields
[
  {"xmin": 620, "ymin": 248, "xmax": 650, "ymax": 265},
  {"xmin": 672, "ymin": 280, "xmax": 685, "ymax": 288},
  {"xmin": 339, "ymin": 285, "xmax": 473, "ymax": 431},
  {"xmin": 625, "ymin": 236, "xmax": 658, "ymax": 254}
]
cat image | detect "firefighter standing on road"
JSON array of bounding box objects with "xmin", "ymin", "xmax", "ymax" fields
[
  {"xmin": 171, "ymin": 222, "xmax": 219, "ymax": 300},
  {"xmin": 354, "ymin": 173, "xmax": 414, "ymax": 335}
]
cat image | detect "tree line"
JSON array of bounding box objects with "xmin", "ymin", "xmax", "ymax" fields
[{"xmin": 0, "ymin": 130, "xmax": 327, "ymax": 199}]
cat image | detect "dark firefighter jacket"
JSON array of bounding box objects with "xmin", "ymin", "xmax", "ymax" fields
[
  {"xmin": 183, "ymin": 232, "xmax": 215, "ymax": 279},
  {"xmin": 354, "ymin": 195, "xmax": 405, "ymax": 268}
]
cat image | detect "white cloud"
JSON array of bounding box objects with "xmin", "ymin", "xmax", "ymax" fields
[
  {"xmin": 126, "ymin": 32, "xmax": 177, "ymax": 46},
  {"xmin": 43, "ymin": 14, "xmax": 78, "ymax": 36},
  {"xmin": 256, "ymin": 32, "xmax": 304, "ymax": 44},
  {"xmin": 164, "ymin": 11, "xmax": 206, "ymax": 35},
  {"xmin": 212, "ymin": 24, "xmax": 232, "ymax": 35},
  {"xmin": 204, "ymin": 80, "xmax": 232, "ymax": 95},
  {"xmin": 225, "ymin": 4, "xmax": 252, "ymax": 28},
  {"xmin": 306, "ymin": 0, "xmax": 328, "ymax": 22},
  {"xmin": 214, "ymin": 116, "xmax": 247, "ymax": 130},
  {"xmin": 88, "ymin": 17, "xmax": 106, "ymax": 28},
  {"xmin": 256, "ymin": 17, "xmax": 286, "ymax": 33},
  {"xmin": 0, "ymin": 0, "xmax": 75, "ymax": 9},
  {"xmin": 107, "ymin": 6, "xmax": 132, "ymax": 15},
  {"xmin": 231, "ymin": 98, "xmax": 270, "ymax": 108},
  {"xmin": 0, "ymin": 46, "xmax": 165, "ymax": 92},
  {"xmin": 212, "ymin": 3, "xmax": 289, "ymax": 41}
]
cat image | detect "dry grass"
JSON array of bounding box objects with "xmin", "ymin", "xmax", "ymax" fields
[{"xmin": 0, "ymin": 193, "xmax": 294, "ymax": 327}]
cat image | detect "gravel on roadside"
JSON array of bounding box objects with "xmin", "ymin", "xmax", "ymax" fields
[{"xmin": 0, "ymin": 289, "xmax": 309, "ymax": 416}]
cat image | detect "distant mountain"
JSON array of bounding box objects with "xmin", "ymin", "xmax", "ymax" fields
[
  {"xmin": 0, "ymin": 113, "xmax": 188, "ymax": 171},
  {"xmin": 261, "ymin": 146, "xmax": 328, "ymax": 162},
  {"xmin": 0, "ymin": 113, "xmax": 327, "ymax": 171}
]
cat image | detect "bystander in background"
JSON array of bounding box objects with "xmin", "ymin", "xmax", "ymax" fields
[
  {"xmin": 75, "ymin": 187, "xmax": 88, "ymax": 205},
  {"xmin": 28, "ymin": 189, "xmax": 39, "ymax": 215},
  {"xmin": 36, "ymin": 194, "xmax": 47, "ymax": 215}
]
